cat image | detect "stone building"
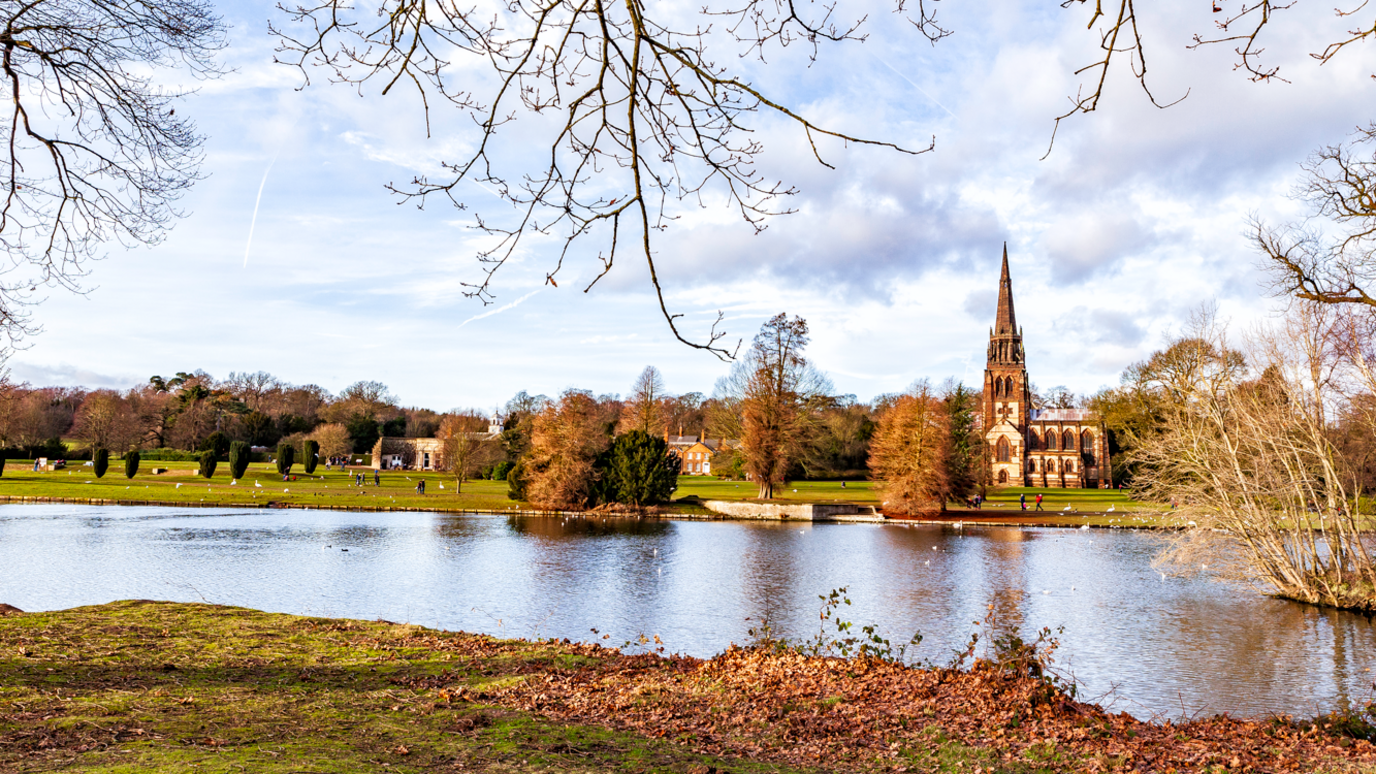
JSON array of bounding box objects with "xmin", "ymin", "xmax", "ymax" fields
[
  {"xmin": 982, "ymin": 247, "xmax": 1110, "ymax": 489},
  {"xmin": 371, "ymin": 421, "xmax": 503, "ymax": 471}
]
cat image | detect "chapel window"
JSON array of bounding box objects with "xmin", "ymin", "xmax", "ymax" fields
[
  {"xmin": 996, "ymin": 437, "xmax": 1011, "ymax": 462},
  {"xmin": 1081, "ymin": 430, "xmax": 1094, "ymax": 451},
  {"xmin": 1063, "ymin": 430, "xmax": 1076, "ymax": 451},
  {"xmin": 1046, "ymin": 433, "xmax": 1057, "ymax": 451},
  {"xmin": 998, "ymin": 469, "xmax": 1008, "ymax": 483}
]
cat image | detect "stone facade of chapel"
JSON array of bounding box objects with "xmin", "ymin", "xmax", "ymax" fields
[{"xmin": 982, "ymin": 247, "xmax": 1111, "ymax": 489}]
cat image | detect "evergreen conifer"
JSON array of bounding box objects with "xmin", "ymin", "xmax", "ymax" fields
[
  {"xmin": 302, "ymin": 440, "xmax": 319, "ymax": 474},
  {"xmin": 200, "ymin": 451, "xmax": 217, "ymax": 478},
  {"xmin": 229, "ymin": 441, "xmax": 250, "ymax": 480},
  {"xmin": 276, "ymin": 443, "xmax": 295, "ymax": 475},
  {"xmin": 124, "ymin": 451, "xmax": 140, "ymax": 479},
  {"xmin": 93, "ymin": 448, "xmax": 109, "ymax": 478},
  {"xmin": 604, "ymin": 430, "xmax": 677, "ymax": 506}
]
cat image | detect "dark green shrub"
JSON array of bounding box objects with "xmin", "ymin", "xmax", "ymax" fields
[
  {"xmin": 491, "ymin": 461, "xmax": 514, "ymax": 481},
  {"xmin": 123, "ymin": 451, "xmax": 140, "ymax": 479},
  {"xmin": 302, "ymin": 439, "xmax": 319, "ymax": 474},
  {"xmin": 228, "ymin": 441, "xmax": 251, "ymax": 480},
  {"xmin": 603, "ymin": 430, "xmax": 677, "ymax": 506},
  {"xmin": 382, "ymin": 416, "xmax": 407, "ymax": 437},
  {"xmin": 506, "ymin": 460, "xmax": 527, "ymax": 501},
  {"xmin": 275, "ymin": 442, "xmax": 295, "ymax": 475},
  {"xmin": 198, "ymin": 431, "xmax": 231, "ymax": 457},
  {"xmin": 346, "ymin": 414, "xmax": 381, "ymax": 454},
  {"xmin": 0, "ymin": 449, "xmax": 6, "ymax": 477},
  {"xmin": 92, "ymin": 448, "xmax": 109, "ymax": 479},
  {"xmin": 200, "ymin": 451, "xmax": 217, "ymax": 478},
  {"xmin": 36, "ymin": 437, "xmax": 66, "ymax": 461}
]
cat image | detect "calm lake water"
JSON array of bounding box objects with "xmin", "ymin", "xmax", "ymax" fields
[{"xmin": 1, "ymin": 504, "xmax": 1373, "ymax": 721}]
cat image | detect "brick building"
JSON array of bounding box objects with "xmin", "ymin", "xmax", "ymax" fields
[{"xmin": 982, "ymin": 247, "xmax": 1111, "ymax": 489}]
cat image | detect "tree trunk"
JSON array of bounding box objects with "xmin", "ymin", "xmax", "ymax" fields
[{"xmin": 758, "ymin": 480, "xmax": 772, "ymax": 499}]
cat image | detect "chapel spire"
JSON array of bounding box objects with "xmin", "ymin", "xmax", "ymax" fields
[
  {"xmin": 994, "ymin": 243, "xmax": 1017, "ymax": 336},
  {"xmin": 986, "ymin": 243, "xmax": 1024, "ymax": 367}
]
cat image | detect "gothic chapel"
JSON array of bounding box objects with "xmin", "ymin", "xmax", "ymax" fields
[{"xmin": 982, "ymin": 247, "xmax": 1111, "ymax": 489}]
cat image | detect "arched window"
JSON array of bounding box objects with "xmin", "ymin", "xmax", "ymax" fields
[
  {"xmin": 996, "ymin": 437, "xmax": 1011, "ymax": 462},
  {"xmin": 1029, "ymin": 430, "xmax": 1040, "ymax": 450},
  {"xmin": 1045, "ymin": 432, "xmax": 1057, "ymax": 451},
  {"xmin": 1068, "ymin": 460, "xmax": 1076, "ymax": 473},
  {"xmin": 998, "ymin": 469, "xmax": 1009, "ymax": 483},
  {"xmin": 1029, "ymin": 459, "xmax": 1037, "ymax": 473},
  {"xmin": 997, "ymin": 376, "xmax": 1006, "ymax": 397},
  {"xmin": 1081, "ymin": 430, "xmax": 1094, "ymax": 451},
  {"xmin": 1063, "ymin": 429, "xmax": 1076, "ymax": 451}
]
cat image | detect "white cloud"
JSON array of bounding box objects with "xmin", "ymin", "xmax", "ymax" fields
[{"xmin": 9, "ymin": 0, "xmax": 1376, "ymax": 408}]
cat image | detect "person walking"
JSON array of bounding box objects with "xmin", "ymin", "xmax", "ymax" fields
[
  {"xmin": 1019, "ymin": 493, "xmax": 1026, "ymax": 511},
  {"xmin": 373, "ymin": 470, "xmax": 380, "ymax": 487},
  {"xmin": 1035, "ymin": 493, "xmax": 1044, "ymax": 511}
]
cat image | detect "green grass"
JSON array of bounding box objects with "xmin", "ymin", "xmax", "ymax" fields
[
  {"xmin": 0, "ymin": 457, "xmax": 1177, "ymax": 526},
  {"xmin": 0, "ymin": 601, "xmax": 819, "ymax": 773},
  {"xmin": 0, "ymin": 460, "xmax": 520, "ymax": 512}
]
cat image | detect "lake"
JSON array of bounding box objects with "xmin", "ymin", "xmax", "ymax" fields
[{"xmin": 1, "ymin": 504, "xmax": 1372, "ymax": 721}]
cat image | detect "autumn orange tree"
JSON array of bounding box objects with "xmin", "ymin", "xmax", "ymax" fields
[
  {"xmin": 869, "ymin": 383, "xmax": 951, "ymax": 515},
  {"xmin": 523, "ymin": 389, "xmax": 613, "ymax": 509},
  {"xmin": 717, "ymin": 314, "xmax": 831, "ymax": 499}
]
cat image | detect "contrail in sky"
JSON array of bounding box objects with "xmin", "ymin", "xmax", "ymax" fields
[
  {"xmin": 871, "ymin": 53, "xmax": 958, "ymax": 120},
  {"xmin": 243, "ymin": 151, "xmax": 280, "ymax": 268},
  {"xmin": 457, "ymin": 289, "xmax": 541, "ymax": 328}
]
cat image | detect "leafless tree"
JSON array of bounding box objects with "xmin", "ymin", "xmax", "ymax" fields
[
  {"xmin": 268, "ymin": 0, "xmax": 1362, "ymax": 353},
  {"xmin": 72, "ymin": 389, "xmax": 142, "ymax": 451},
  {"xmin": 225, "ymin": 371, "xmax": 284, "ymax": 411},
  {"xmin": 1257, "ymin": 124, "xmax": 1376, "ymax": 311},
  {"xmin": 324, "ymin": 380, "xmax": 397, "ymax": 423},
  {"xmin": 438, "ymin": 414, "xmax": 501, "ymax": 492},
  {"xmin": 621, "ymin": 366, "xmax": 666, "ymax": 435},
  {"xmin": 0, "ymin": 0, "xmax": 226, "ymax": 349},
  {"xmin": 270, "ymin": 0, "xmax": 945, "ymax": 358},
  {"xmin": 309, "ymin": 422, "xmax": 353, "ymax": 459},
  {"xmin": 1133, "ymin": 306, "xmax": 1376, "ymax": 612}
]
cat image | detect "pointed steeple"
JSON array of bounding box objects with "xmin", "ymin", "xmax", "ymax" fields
[{"xmin": 994, "ymin": 243, "xmax": 1017, "ymax": 336}]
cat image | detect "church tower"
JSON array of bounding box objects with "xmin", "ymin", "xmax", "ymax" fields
[{"xmin": 983, "ymin": 245, "xmax": 1031, "ymax": 485}]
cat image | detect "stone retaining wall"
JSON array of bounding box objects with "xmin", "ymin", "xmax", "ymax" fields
[{"xmin": 701, "ymin": 500, "xmax": 879, "ymax": 521}]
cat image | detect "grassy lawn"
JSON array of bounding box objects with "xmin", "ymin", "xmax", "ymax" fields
[
  {"xmin": 0, "ymin": 457, "xmax": 1177, "ymax": 525},
  {"xmin": 1, "ymin": 602, "xmax": 1370, "ymax": 773},
  {"xmin": 0, "ymin": 460, "xmax": 521, "ymax": 513},
  {"xmin": 0, "ymin": 601, "xmax": 815, "ymax": 774},
  {"xmin": 669, "ymin": 477, "xmax": 1178, "ymax": 526}
]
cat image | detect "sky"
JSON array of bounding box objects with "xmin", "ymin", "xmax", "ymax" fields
[{"xmin": 7, "ymin": 0, "xmax": 1376, "ymax": 412}]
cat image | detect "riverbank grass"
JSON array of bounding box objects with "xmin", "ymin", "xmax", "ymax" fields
[{"xmin": 2, "ymin": 601, "xmax": 1372, "ymax": 773}]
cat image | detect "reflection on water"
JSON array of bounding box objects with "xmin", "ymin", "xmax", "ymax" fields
[{"xmin": 1, "ymin": 504, "xmax": 1373, "ymax": 720}]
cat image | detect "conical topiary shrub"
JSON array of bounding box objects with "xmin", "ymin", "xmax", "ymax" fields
[
  {"xmin": 275, "ymin": 442, "xmax": 294, "ymax": 476},
  {"xmin": 302, "ymin": 439, "xmax": 319, "ymax": 474},
  {"xmin": 200, "ymin": 450, "xmax": 217, "ymax": 479},
  {"xmin": 93, "ymin": 448, "xmax": 109, "ymax": 479},
  {"xmin": 229, "ymin": 441, "xmax": 250, "ymax": 480},
  {"xmin": 124, "ymin": 451, "xmax": 140, "ymax": 479}
]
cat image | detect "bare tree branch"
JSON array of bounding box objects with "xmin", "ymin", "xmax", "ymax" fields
[{"xmin": 0, "ymin": 0, "xmax": 227, "ymax": 351}]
